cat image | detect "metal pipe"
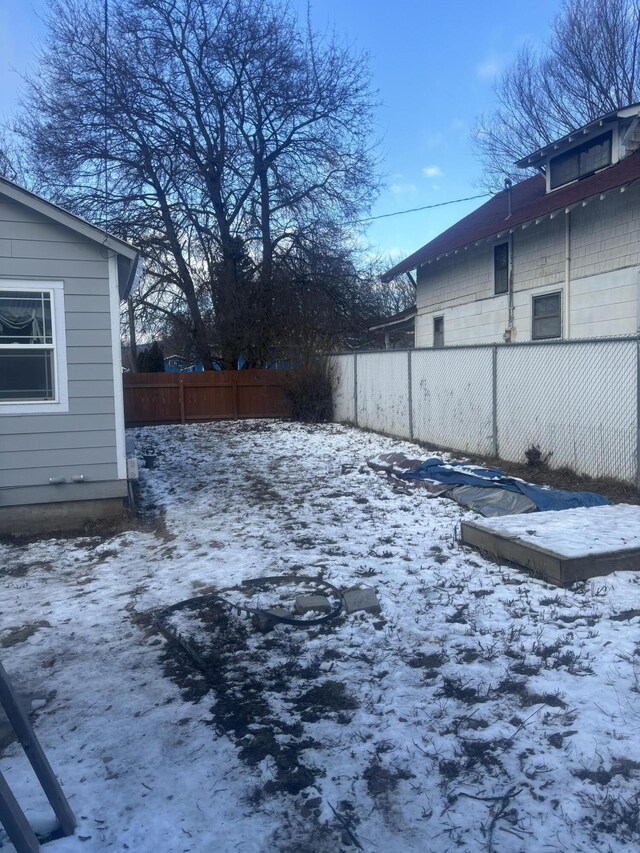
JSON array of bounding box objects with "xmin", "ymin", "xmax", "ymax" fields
[
  {"xmin": 507, "ymin": 232, "xmax": 514, "ymax": 332},
  {"xmin": 565, "ymin": 211, "xmax": 571, "ymax": 339}
]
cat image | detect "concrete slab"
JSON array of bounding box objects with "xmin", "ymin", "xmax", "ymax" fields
[
  {"xmin": 461, "ymin": 505, "xmax": 640, "ymax": 585},
  {"xmin": 0, "ymin": 498, "xmax": 127, "ymax": 537},
  {"xmin": 294, "ymin": 595, "xmax": 331, "ymax": 615},
  {"xmin": 343, "ymin": 587, "xmax": 381, "ymax": 614}
]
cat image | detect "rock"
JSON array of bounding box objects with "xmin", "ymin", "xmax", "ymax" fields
[
  {"xmin": 295, "ymin": 595, "xmax": 331, "ymax": 615},
  {"xmin": 343, "ymin": 587, "xmax": 381, "ymax": 615},
  {"xmin": 251, "ymin": 607, "xmax": 291, "ymax": 633},
  {"xmin": 265, "ymin": 607, "xmax": 291, "ymax": 619}
]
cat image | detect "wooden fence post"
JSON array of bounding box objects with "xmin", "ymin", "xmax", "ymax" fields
[
  {"xmin": 179, "ymin": 378, "xmax": 186, "ymax": 424},
  {"xmin": 232, "ymin": 375, "xmax": 239, "ymax": 420}
]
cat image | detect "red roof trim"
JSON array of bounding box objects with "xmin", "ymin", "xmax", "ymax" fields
[{"xmin": 382, "ymin": 150, "xmax": 640, "ymax": 282}]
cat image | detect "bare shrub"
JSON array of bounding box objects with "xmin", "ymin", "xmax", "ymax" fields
[
  {"xmin": 525, "ymin": 444, "xmax": 553, "ymax": 469},
  {"xmin": 281, "ymin": 359, "xmax": 335, "ymax": 423}
]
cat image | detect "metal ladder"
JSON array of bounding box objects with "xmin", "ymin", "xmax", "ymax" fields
[{"xmin": 0, "ymin": 661, "xmax": 75, "ymax": 852}]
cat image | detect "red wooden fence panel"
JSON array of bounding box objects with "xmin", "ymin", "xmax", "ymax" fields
[{"xmin": 123, "ymin": 370, "xmax": 292, "ymax": 426}]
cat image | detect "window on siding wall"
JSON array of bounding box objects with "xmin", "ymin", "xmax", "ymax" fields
[
  {"xmin": 532, "ymin": 292, "xmax": 561, "ymax": 340},
  {"xmin": 0, "ymin": 289, "xmax": 57, "ymax": 401},
  {"xmin": 494, "ymin": 243, "xmax": 509, "ymax": 294},
  {"xmin": 433, "ymin": 316, "xmax": 444, "ymax": 348},
  {"xmin": 549, "ymin": 132, "xmax": 612, "ymax": 190}
]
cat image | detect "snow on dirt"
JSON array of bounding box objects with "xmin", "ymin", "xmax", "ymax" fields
[
  {"xmin": 469, "ymin": 504, "xmax": 640, "ymax": 558},
  {"xmin": 2, "ymin": 420, "xmax": 640, "ymax": 853}
]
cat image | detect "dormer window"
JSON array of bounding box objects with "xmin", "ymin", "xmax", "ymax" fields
[{"xmin": 549, "ymin": 132, "xmax": 612, "ymax": 190}]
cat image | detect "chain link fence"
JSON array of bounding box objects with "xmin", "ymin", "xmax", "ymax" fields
[
  {"xmin": 354, "ymin": 351, "xmax": 410, "ymax": 438},
  {"xmin": 331, "ymin": 337, "xmax": 639, "ymax": 485},
  {"xmin": 411, "ymin": 347, "xmax": 495, "ymax": 457}
]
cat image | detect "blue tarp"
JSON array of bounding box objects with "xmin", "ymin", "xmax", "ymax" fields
[{"xmin": 397, "ymin": 458, "xmax": 608, "ymax": 512}]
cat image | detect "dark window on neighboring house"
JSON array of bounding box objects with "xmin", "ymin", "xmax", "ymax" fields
[
  {"xmin": 433, "ymin": 316, "xmax": 444, "ymax": 348},
  {"xmin": 0, "ymin": 289, "xmax": 56, "ymax": 401},
  {"xmin": 532, "ymin": 292, "xmax": 562, "ymax": 340},
  {"xmin": 549, "ymin": 132, "xmax": 612, "ymax": 190},
  {"xmin": 494, "ymin": 243, "xmax": 509, "ymax": 294}
]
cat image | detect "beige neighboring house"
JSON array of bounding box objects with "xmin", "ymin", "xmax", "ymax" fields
[
  {"xmin": 0, "ymin": 176, "xmax": 140, "ymax": 535},
  {"xmin": 383, "ymin": 104, "xmax": 640, "ymax": 348},
  {"xmin": 368, "ymin": 304, "xmax": 416, "ymax": 349}
]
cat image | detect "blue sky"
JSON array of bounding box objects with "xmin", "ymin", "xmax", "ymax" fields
[{"xmin": 0, "ymin": 0, "xmax": 562, "ymax": 263}]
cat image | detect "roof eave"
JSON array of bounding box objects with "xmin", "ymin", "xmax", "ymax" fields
[
  {"xmin": 382, "ymin": 179, "xmax": 636, "ymax": 282},
  {"xmin": 369, "ymin": 307, "xmax": 417, "ymax": 332},
  {"xmin": 515, "ymin": 103, "xmax": 640, "ymax": 169}
]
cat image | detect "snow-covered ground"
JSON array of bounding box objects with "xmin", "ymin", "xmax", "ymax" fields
[{"xmin": 1, "ymin": 420, "xmax": 640, "ymax": 853}]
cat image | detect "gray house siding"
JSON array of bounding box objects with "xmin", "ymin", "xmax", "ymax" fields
[{"xmin": 0, "ymin": 194, "xmax": 126, "ymax": 508}]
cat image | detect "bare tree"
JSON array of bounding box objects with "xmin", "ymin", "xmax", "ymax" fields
[
  {"xmin": 474, "ymin": 0, "xmax": 640, "ymax": 187},
  {"xmin": 11, "ymin": 0, "xmax": 378, "ymax": 367}
]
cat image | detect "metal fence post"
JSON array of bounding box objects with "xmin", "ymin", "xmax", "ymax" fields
[
  {"xmin": 636, "ymin": 338, "xmax": 640, "ymax": 491},
  {"xmin": 492, "ymin": 345, "xmax": 498, "ymax": 458},
  {"xmin": 407, "ymin": 349, "xmax": 414, "ymax": 441},
  {"xmin": 353, "ymin": 352, "xmax": 358, "ymax": 427}
]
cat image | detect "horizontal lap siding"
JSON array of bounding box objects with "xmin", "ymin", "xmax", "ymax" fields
[
  {"xmin": 0, "ymin": 196, "xmax": 120, "ymax": 495},
  {"xmin": 1, "ymin": 462, "xmax": 119, "ymax": 489},
  {"xmin": 0, "ymin": 479, "xmax": 128, "ymax": 507},
  {"xmin": 415, "ymin": 187, "xmax": 640, "ymax": 346},
  {"xmin": 1, "ymin": 429, "xmax": 117, "ymax": 453},
  {"xmin": 1, "ymin": 446, "xmax": 117, "ymax": 472}
]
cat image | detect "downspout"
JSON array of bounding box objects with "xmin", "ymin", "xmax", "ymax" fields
[
  {"xmin": 508, "ymin": 232, "xmax": 514, "ymax": 333},
  {"xmin": 565, "ymin": 211, "xmax": 571, "ymax": 339},
  {"xmin": 504, "ymin": 179, "xmax": 514, "ymax": 339}
]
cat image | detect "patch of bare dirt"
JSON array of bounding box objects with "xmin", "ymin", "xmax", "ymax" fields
[{"xmin": 1, "ymin": 621, "xmax": 51, "ymax": 648}]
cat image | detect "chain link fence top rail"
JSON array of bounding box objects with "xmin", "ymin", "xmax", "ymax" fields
[{"xmin": 330, "ymin": 336, "xmax": 639, "ymax": 485}]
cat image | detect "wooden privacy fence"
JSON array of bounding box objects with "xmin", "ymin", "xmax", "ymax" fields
[{"xmin": 123, "ymin": 369, "xmax": 292, "ymax": 426}]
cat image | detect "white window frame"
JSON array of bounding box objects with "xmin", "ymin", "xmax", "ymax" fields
[
  {"xmin": 531, "ymin": 289, "xmax": 562, "ymax": 341},
  {"xmin": 0, "ymin": 279, "xmax": 69, "ymax": 414}
]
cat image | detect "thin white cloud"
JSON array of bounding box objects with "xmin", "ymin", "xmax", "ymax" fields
[
  {"xmin": 389, "ymin": 182, "xmax": 417, "ymax": 195},
  {"xmin": 423, "ymin": 131, "xmax": 445, "ymax": 149},
  {"xmin": 476, "ymin": 56, "xmax": 501, "ymax": 79},
  {"xmin": 422, "ymin": 165, "xmax": 442, "ymax": 178}
]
